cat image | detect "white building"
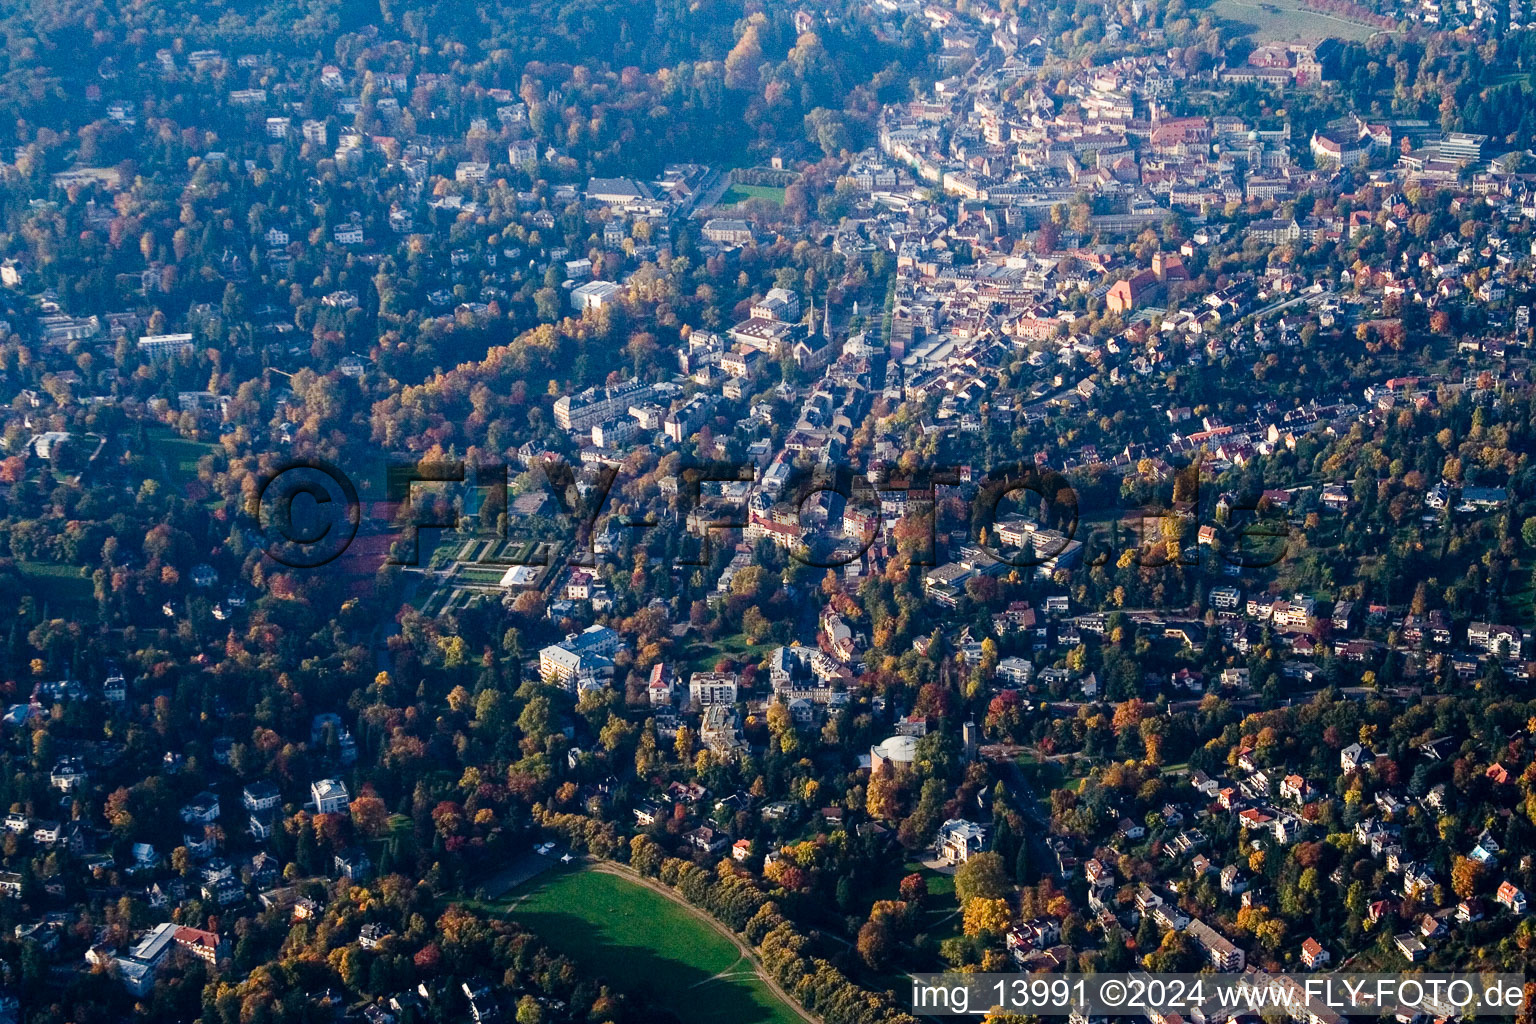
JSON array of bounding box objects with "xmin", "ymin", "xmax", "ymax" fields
[
  {"xmin": 137, "ymin": 333, "xmax": 195, "ymax": 359},
  {"xmin": 311, "ymin": 778, "xmax": 350, "ymax": 815},
  {"xmin": 455, "ymin": 161, "xmax": 490, "ymax": 183},
  {"xmin": 243, "ymin": 781, "xmax": 280, "ymax": 813},
  {"xmin": 1187, "ymin": 919, "xmax": 1245, "ymax": 970},
  {"xmin": 539, "ymin": 625, "xmax": 623, "ymax": 691},
  {"xmin": 689, "ymin": 671, "xmax": 739, "ymax": 706},
  {"xmin": 107, "ymin": 922, "xmax": 178, "ymax": 996},
  {"xmin": 996, "ymin": 656, "xmax": 1034, "ymax": 686},
  {"xmin": 570, "ymin": 280, "xmax": 624, "ymax": 312},
  {"xmin": 934, "ymin": 818, "xmax": 989, "ymax": 863}
]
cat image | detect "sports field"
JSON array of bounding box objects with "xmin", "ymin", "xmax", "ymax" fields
[{"xmin": 508, "ymin": 868, "xmax": 803, "ymax": 1024}]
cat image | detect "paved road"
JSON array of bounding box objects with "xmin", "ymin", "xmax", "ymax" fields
[
  {"xmin": 1245, "ymin": 288, "xmax": 1331, "ymax": 323},
  {"xmin": 985, "ymin": 747, "xmax": 1057, "ymax": 883},
  {"xmin": 691, "ymin": 169, "xmax": 737, "ymax": 220}
]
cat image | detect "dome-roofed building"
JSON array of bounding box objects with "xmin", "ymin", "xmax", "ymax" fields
[{"xmin": 870, "ymin": 734, "xmax": 918, "ymax": 772}]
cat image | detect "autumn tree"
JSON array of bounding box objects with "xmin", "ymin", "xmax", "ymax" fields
[
  {"xmin": 1451, "ymin": 855, "xmax": 1484, "ymax": 900},
  {"xmin": 962, "ymin": 896, "xmax": 1013, "ymax": 938},
  {"xmin": 954, "ymin": 851, "xmax": 1011, "ymax": 904},
  {"xmin": 866, "ymin": 760, "xmax": 901, "ymax": 820}
]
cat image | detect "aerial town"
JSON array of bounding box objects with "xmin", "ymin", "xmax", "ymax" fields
[{"xmin": 0, "ymin": 0, "xmax": 1533, "ymax": 1022}]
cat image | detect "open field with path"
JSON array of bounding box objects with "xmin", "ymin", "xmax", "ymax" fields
[
  {"xmin": 1207, "ymin": 0, "xmax": 1384, "ymax": 40},
  {"xmin": 504, "ymin": 864, "xmax": 810, "ymax": 1024}
]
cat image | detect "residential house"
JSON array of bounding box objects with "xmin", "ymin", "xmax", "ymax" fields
[
  {"xmin": 49, "ymin": 758, "xmax": 87, "ymax": 792},
  {"xmin": 174, "ymin": 926, "xmax": 227, "ymax": 964},
  {"xmin": 1186, "ymin": 919, "xmax": 1245, "ymax": 970},
  {"xmin": 179, "ymin": 791, "xmax": 220, "ymax": 826},
  {"xmin": 1340, "ymin": 743, "xmax": 1374, "ymax": 772},
  {"xmin": 243, "ymin": 781, "xmax": 280, "ymax": 814},
  {"xmin": 359, "ymin": 923, "xmax": 394, "ymax": 949},
  {"xmin": 688, "ymin": 671, "xmax": 739, "ymax": 707},
  {"xmin": 934, "ymin": 818, "xmax": 989, "ymax": 864},
  {"xmin": 334, "ymin": 848, "xmax": 372, "ymax": 881},
  {"xmin": 647, "ymin": 664, "xmax": 676, "ymax": 706},
  {"xmin": 700, "ymin": 704, "xmax": 745, "ymax": 761},
  {"xmin": 1280, "ymin": 774, "xmax": 1314, "ymax": 803},
  {"xmin": 684, "ymin": 824, "xmax": 730, "ymax": 854},
  {"xmin": 311, "ymin": 778, "xmax": 350, "ymax": 815}
]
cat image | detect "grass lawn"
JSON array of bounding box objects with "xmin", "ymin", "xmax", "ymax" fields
[
  {"xmin": 455, "ymin": 566, "xmax": 509, "ymax": 585},
  {"xmin": 1507, "ymin": 561, "xmax": 1535, "ymax": 626},
  {"xmin": 721, "ymin": 184, "xmax": 785, "ymax": 205},
  {"xmin": 146, "ymin": 427, "xmax": 218, "ymax": 489},
  {"xmin": 18, "ymin": 561, "xmax": 95, "ymax": 612},
  {"xmin": 845, "ymin": 857, "xmax": 969, "ymax": 994},
  {"xmin": 1206, "ymin": 0, "xmax": 1383, "ymax": 39},
  {"xmin": 868, "ymin": 858, "xmax": 959, "ymax": 935},
  {"xmin": 910, "ymin": 860, "xmax": 956, "ymax": 900},
  {"xmin": 491, "ymin": 539, "xmax": 552, "ymax": 565},
  {"xmin": 507, "ymin": 868, "xmax": 803, "ymax": 1024},
  {"xmin": 682, "ymin": 632, "xmax": 771, "ymax": 673},
  {"xmin": 417, "ymin": 584, "xmax": 451, "ymax": 616}
]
